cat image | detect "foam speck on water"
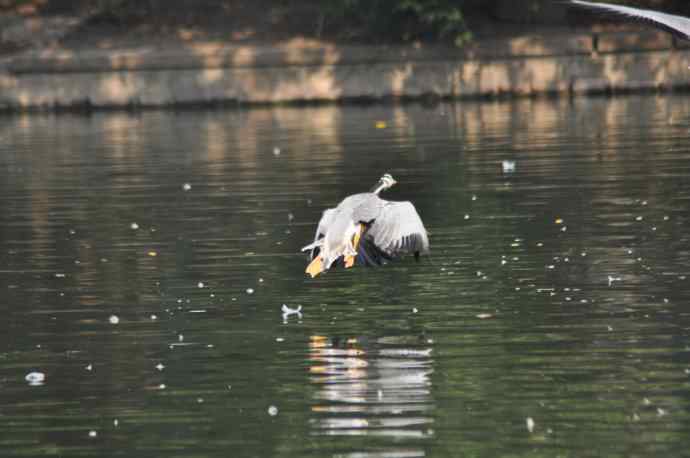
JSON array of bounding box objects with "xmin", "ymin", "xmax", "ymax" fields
[{"xmin": 526, "ymin": 417, "xmax": 535, "ymax": 433}]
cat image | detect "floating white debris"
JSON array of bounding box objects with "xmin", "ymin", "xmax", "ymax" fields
[
  {"xmin": 276, "ymin": 337, "xmax": 285, "ymax": 342},
  {"xmin": 664, "ymin": 215, "xmax": 670, "ymax": 220},
  {"xmin": 287, "ymin": 213, "xmax": 294, "ymax": 222},
  {"xmin": 88, "ymin": 430, "xmax": 97, "ymax": 438},
  {"xmin": 268, "ymin": 405, "xmax": 278, "ymax": 416},
  {"xmin": 607, "ymin": 325, "xmax": 613, "ymax": 332},
  {"xmin": 85, "ymin": 364, "xmax": 93, "ymax": 371},
  {"xmin": 182, "ymin": 183, "xmax": 192, "ymax": 191},
  {"xmin": 464, "ymin": 214, "xmax": 470, "ymax": 220},
  {"xmin": 282, "ymin": 304, "xmax": 303, "ymax": 322},
  {"xmin": 159, "ymin": 384, "xmax": 166, "ymax": 390},
  {"xmin": 246, "ymin": 288, "xmax": 254, "ymax": 295},
  {"xmin": 281, "ymin": 304, "xmax": 302, "ymax": 315},
  {"xmin": 114, "ymin": 419, "xmax": 119, "ymax": 427},
  {"xmin": 156, "ymin": 363, "xmax": 165, "ymax": 371},
  {"xmin": 25, "ymin": 371, "xmax": 45, "ymax": 385},
  {"xmin": 197, "ymin": 282, "xmax": 205, "ymax": 288},
  {"xmin": 273, "ymin": 147, "xmax": 281, "ymax": 156},
  {"xmin": 643, "ymin": 398, "xmax": 651, "ymax": 406},
  {"xmin": 657, "ymin": 408, "xmax": 667, "ymax": 417},
  {"xmin": 109, "ymin": 315, "xmax": 120, "ymax": 325},
  {"xmin": 412, "ymin": 308, "xmax": 419, "ymax": 313},
  {"xmin": 259, "ymin": 278, "xmax": 264, "ymax": 283},
  {"xmin": 197, "ymin": 397, "xmax": 204, "ymax": 404},
  {"xmin": 526, "ymin": 417, "xmax": 535, "ymax": 433},
  {"xmin": 130, "ymin": 222, "xmax": 139, "ymax": 230},
  {"xmin": 54, "ymin": 273, "xmax": 66, "ymax": 278},
  {"xmin": 632, "ymin": 413, "xmax": 640, "ymax": 422},
  {"xmin": 178, "ymin": 334, "xmax": 184, "ymax": 342},
  {"xmin": 635, "ymin": 216, "xmax": 643, "ymax": 221},
  {"xmin": 150, "ymin": 314, "xmax": 158, "ymax": 320},
  {"xmin": 378, "ymin": 390, "xmax": 384, "ymax": 400},
  {"xmin": 476, "ymin": 313, "xmax": 493, "ymax": 319},
  {"xmin": 471, "ymin": 195, "xmax": 477, "ymax": 201},
  {"xmin": 501, "ymin": 160, "xmax": 516, "ymax": 173}
]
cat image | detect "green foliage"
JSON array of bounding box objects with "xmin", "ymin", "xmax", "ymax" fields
[{"xmin": 321, "ymin": 0, "xmax": 470, "ymax": 45}]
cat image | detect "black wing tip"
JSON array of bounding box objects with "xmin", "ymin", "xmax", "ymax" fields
[
  {"xmin": 354, "ymin": 234, "xmax": 429, "ymax": 267},
  {"xmin": 391, "ymin": 233, "xmax": 429, "ymax": 257},
  {"xmin": 308, "ymin": 247, "xmax": 321, "ymax": 260},
  {"xmin": 355, "ymin": 237, "xmax": 392, "ymax": 267}
]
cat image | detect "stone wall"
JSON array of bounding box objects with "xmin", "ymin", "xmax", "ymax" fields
[{"xmin": 1, "ymin": 28, "xmax": 689, "ymax": 110}]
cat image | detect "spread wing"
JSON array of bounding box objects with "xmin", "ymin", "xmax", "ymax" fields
[
  {"xmin": 363, "ymin": 201, "xmax": 429, "ymax": 258},
  {"xmin": 570, "ymin": 0, "xmax": 690, "ymax": 40}
]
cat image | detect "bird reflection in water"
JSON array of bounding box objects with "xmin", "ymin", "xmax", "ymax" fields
[{"xmin": 308, "ymin": 334, "xmax": 435, "ymax": 442}]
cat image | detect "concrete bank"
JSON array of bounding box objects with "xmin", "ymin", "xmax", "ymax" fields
[{"xmin": 1, "ymin": 28, "xmax": 690, "ymax": 110}]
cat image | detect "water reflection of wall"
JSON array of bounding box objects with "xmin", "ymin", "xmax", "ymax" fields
[{"xmin": 308, "ymin": 334, "xmax": 434, "ymax": 443}]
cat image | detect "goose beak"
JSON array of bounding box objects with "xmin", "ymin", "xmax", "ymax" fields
[{"xmin": 306, "ymin": 257, "xmax": 323, "ymax": 277}]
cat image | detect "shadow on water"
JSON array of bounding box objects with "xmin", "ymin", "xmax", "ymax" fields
[{"xmin": 1, "ymin": 95, "xmax": 690, "ymax": 457}]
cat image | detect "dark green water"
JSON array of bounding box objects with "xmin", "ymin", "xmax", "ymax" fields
[{"xmin": 1, "ymin": 95, "xmax": 690, "ymax": 457}]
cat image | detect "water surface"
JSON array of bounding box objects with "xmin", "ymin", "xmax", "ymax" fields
[{"xmin": 1, "ymin": 95, "xmax": 690, "ymax": 457}]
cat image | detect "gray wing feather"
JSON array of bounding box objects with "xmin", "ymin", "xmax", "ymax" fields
[
  {"xmin": 346, "ymin": 194, "xmax": 385, "ymax": 224},
  {"xmin": 315, "ymin": 208, "xmax": 338, "ymax": 241},
  {"xmin": 365, "ymin": 201, "xmax": 429, "ymax": 256},
  {"xmin": 570, "ymin": 0, "xmax": 690, "ymax": 40},
  {"xmin": 305, "ymin": 207, "xmax": 337, "ymax": 256}
]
